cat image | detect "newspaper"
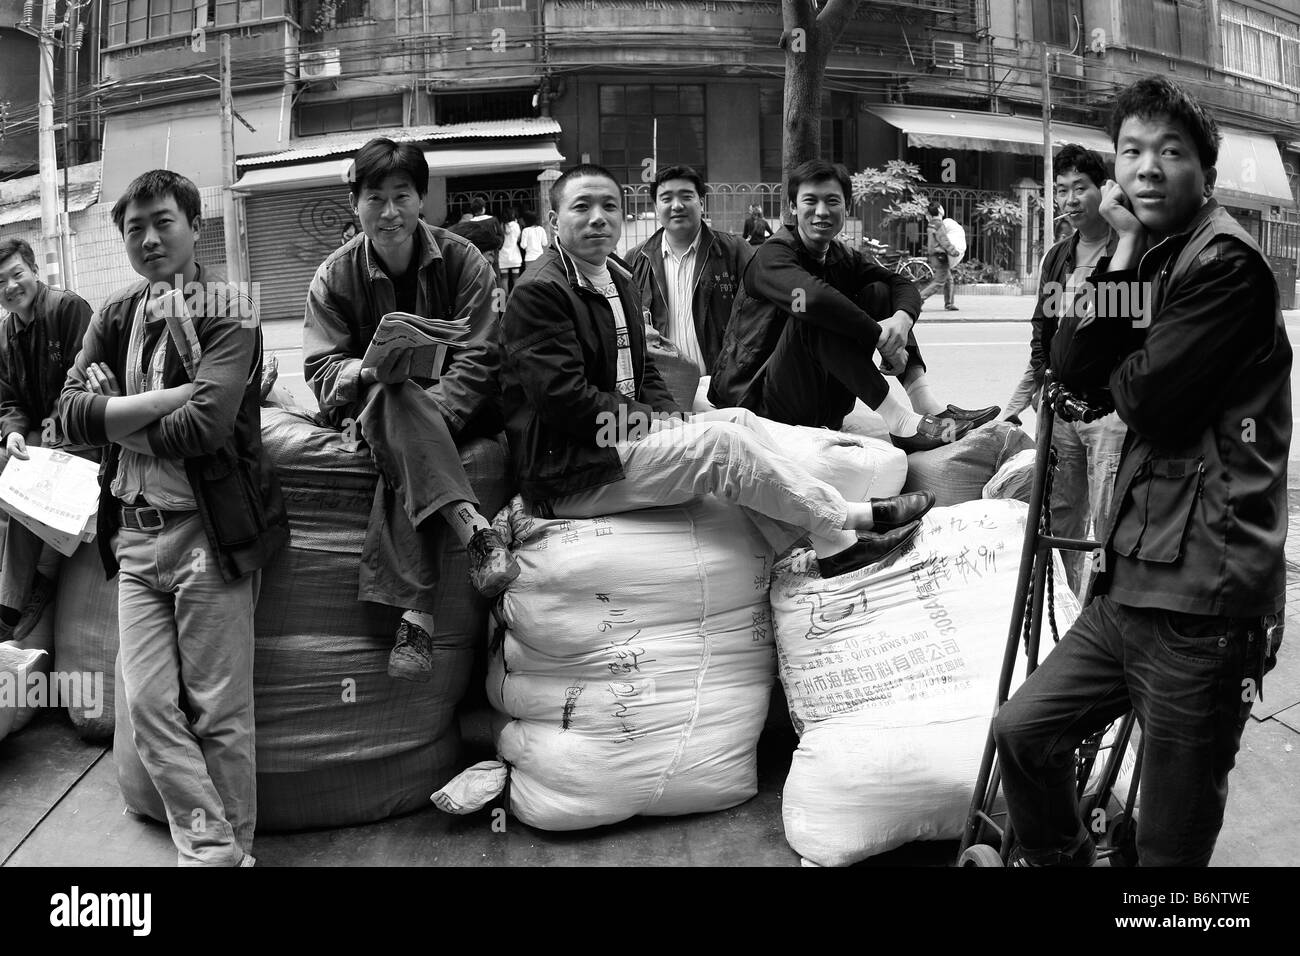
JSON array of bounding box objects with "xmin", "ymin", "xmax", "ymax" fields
[
  {"xmin": 0, "ymin": 447, "xmax": 99, "ymax": 556},
  {"xmin": 362, "ymin": 312, "xmax": 468, "ymax": 381}
]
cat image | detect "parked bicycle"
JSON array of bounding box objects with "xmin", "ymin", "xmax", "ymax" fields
[{"xmin": 861, "ymin": 238, "xmax": 934, "ymax": 285}]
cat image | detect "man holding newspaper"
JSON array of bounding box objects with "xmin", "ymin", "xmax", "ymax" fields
[{"xmin": 303, "ymin": 137, "xmax": 516, "ymax": 683}]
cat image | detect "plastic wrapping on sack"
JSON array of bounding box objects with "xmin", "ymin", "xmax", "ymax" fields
[
  {"xmin": 903, "ymin": 422, "xmax": 1034, "ymax": 506},
  {"xmin": 646, "ymin": 334, "xmax": 701, "ymax": 413},
  {"xmin": 115, "ymin": 406, "xmax": 513, "ymax": 831},
  {"xmin": 753, "ymin": 418, "xmax": 905, "ymax": 502},
  {"xmin": 0, "ymin": 512, "xmax": 56, "ymax": 740},
  {"xmin": 771, "ymin": 499, "xmax": 1082, "ymax": 866},
  {"xmin": 983, "ymin": 448, "xmax": 1037, "ymax": 504},
  {"xmin": 488, "ymin": 495, "xmax": 776, "ymax": 831},
  {"xmin": 52, "ymin": 541, "xmax": 119, "ymax": 742}
]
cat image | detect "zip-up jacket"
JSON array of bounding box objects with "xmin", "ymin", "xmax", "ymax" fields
[
  {"xmin": 0, "ymin": 283, "xmax": 92, "ymax": 443},
  {"xmin": 1030, "ymin": 228, "xmax": 1119, "ymax": 384},
  {"xmin": 499, "ymin": 243, "xmax": 680, "ymax": 502},
  {"xmin": 58, "ymin": 266, "xmax": 289, "ymax": 583},
  {"xmin": 708, "ymin": 224, "xmax": 922, "ymax": 411},
  {"xmin": 628, "ymin": 223, "xmax": 753, "ymax": 374},
  {"xmin": 1053, "ymin": 199, "xmax": 1291, "ymax": 616}
]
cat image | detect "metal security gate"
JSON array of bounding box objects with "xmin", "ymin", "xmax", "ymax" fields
[{"xmin": 245, "ymin": 185, "xmax": 356, "ymax": 323}]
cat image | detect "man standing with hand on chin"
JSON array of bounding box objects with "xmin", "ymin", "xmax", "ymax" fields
[{"xmin": 994, "ymin": 77, "xmax": 1290, "ymax": 867}]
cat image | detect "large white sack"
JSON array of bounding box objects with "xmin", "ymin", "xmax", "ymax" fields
[
  {"xmin": 755, "ymin": 418, "xmax": 906, "ymax": 502},
  {"xmin": 771, "ymin": 498, "xmax": 1083, "ymax": 866},
  {"xmin": 489, "ymin": 495, "xmax": 776, "ymax": 831}
]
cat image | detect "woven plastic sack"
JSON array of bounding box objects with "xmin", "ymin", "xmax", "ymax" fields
[
  {"xmin": 52, "ymin": 541, "xmax": 119, "ymax": 742},
  {"xmin": 903, "ymin": 422, "xmax": 1034, "ymax": 506},
  {"xmin": 488, "ymin": 495, "xmax": 775, "ymax": 831}
]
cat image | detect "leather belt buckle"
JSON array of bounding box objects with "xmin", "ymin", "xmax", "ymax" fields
[{"xmin": 122, "ymin": 505, "xmax": 166, "ymax": 533}]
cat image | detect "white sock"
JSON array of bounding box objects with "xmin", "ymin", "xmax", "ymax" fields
[
  {"xmin": 810, "ymin": 529, "xmax": 859, "ymax": 559},
  {"xmin": 440, "ymin": 501, "xmax": 490, "ymax": 546},
  {"xmin": 401, "ymin": 610, "xmax": 436, "ymax": 635},
  {"xmin": 904, "ymin": 373, "xmax": 944, "ymax": 415},
  {"xmin": 877, "ymin": 394, "xmax": 923, "ymax": 437}
]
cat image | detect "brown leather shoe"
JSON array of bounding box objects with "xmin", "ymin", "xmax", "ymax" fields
[
  {"xmin": 467, "ymin": 528, "xmax": 520, "ymax": 598},
  {"xmin": 817, "ymin": 522, "xmax": 922, "ymax": 578},
  {"xmin": 870, "ymin": 492, "xmax": 935, "ymax": 533}
]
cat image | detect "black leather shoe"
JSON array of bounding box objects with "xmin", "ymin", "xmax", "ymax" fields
[
  {"xmin": 940, "ymin": 404, "xmax": 1000, "ymax": 428},
  {"xmin": 889, "ymin": 414, "xmax": 973, "ymax": 454},
  {"xmin": 817, "ymin": 521, "xmax": 922, "ymax": 578},
  {"xmin": 870, "ymin": 492, "xmax": 935, "ymax": 533}
]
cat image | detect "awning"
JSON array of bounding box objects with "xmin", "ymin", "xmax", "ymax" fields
[
  {"xmin": 0, "ymin": 162, "xmax": 103, "ymax": 226},
  {"xmin": 865, "ymin": 105, "xmax": 1115, "ymax": 158},
  {"xmin": 233, "ymin": 142, "xmax": 565, "ymax": 195},
  {"xmin": 1213, "ymin": 127, "xmax": 1294, "ymax": 211}
]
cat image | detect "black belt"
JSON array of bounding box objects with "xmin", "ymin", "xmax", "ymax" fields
[{"xmin": 118, "ymin": 500, "xmax": 196, "ymax": 533}]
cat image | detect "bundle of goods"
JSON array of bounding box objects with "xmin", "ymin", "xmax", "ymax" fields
[
  {"xmin": 902, "ymin": 422, "xmax": 1034, "ymax": 506},
  {"xmin": 115, "ymin": 406, "xmax": 512, "ymax": 830},
  {"xmin": 771, "ymin": 498, "xmax": 1084, "ymax": 866}
]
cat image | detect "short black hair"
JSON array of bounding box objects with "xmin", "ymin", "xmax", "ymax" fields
[
  {"xmin": 350, "ymin": 138, "xmax": 429, "ymax": 198},
  {"xmin": 652, "ymin": 165, "xmax": 707, "ymax": 202},
  {"xmin": 111, "ymin": 169, "xmax": 203, "ymax": 234},
  {"xmin": 1053, "ymin": 144, "xmax": 1109, "ymax": 189},
  {"xmin": 549, "ymin": 163, "xmax": 622, "ymax": 212},
  {"xmin": 786, "ymin": 160, "xmax": 852, "ymax": 207},
  {"xmin": 469, "ymin": 197, "xmax": 486, "ymax": 215},
  {"xmin": 521, "ymin": 209, "xmax": 539, "ymax": 228},
  {"xmin": 1108, "ymin": 76, "xmax": 1220, "ymax": 169},
  {"xmin": 0, "ymin": 237, "xmax": 37, "ymax": 272},
  {"xmin": 926, "ymin": 202, "xmax": 943, "ymax": 218}
]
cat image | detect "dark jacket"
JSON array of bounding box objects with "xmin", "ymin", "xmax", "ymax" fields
[
  {"xmin": 303, "ymin": 221, "xmax": 502, "ymax": 437},
  {"xmin": 628, "ymin": 223, "xmax": 753, "ymax": 374},
  {"xmin": 1030, "ymin": 227, "xmax": 1119, "ymax": 384},
  {"xmin": 742, "ymin": 214, "xmax": 773, "ymax": 246},
  {"xmin": 1053, "ymin": 199, "xmax": 1291, "ymax": 617},
  {"xmin": 0, "ymin": 283, "xmax": 92, "ymax": 444},
  {"xmin": 499, "ymin": 243, "xmax": 680, "ymax": 502},
  {"xmin": 708, "ymin": 224, "xmax": 923, "ymax": 411},
  {"xmin": 58, "ymin": 267, "xmax": 289, "ymax": 583},
  {"xmin": 449, "ymin": 216, "xmax": 504, "ymax": 261}
]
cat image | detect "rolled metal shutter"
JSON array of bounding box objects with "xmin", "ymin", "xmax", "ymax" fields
[{"xmin": 245, "ymin": 185, "xmax": 354, "ymax": 323}]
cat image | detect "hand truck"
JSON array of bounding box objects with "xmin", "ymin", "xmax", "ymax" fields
[{"xmin": 956, "ymin": 374, "xmax": 1142, "ymax": 867}]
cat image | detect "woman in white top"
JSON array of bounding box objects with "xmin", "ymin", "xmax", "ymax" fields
[
  {"xmin": 498, "ymin": 207, "xmax": 523, "ymax": 293},
  {"xmin": 519, "ymin": 209, "xmax": 549, "ymax": 273}
]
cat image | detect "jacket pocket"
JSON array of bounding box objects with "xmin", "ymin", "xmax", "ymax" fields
[
  {"xmin": 1112, "ymin": 456, "xmax": 1204, "ymax": 564},
  {"xmin": 197, "ymin": 451, "xmax": 266, "ymax": 549}
]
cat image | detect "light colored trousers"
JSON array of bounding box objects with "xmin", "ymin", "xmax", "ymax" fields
[
  {"xmin": 115, "ymin": 512, "xmax": 258, "ymax": 867},
  {"xmin": 1050, "ymin": 411, "xmax": 1128, "ymax": 598},
  {"xmin": 551, "ymin": 408, "xmax": 857, "ymax": 556}
]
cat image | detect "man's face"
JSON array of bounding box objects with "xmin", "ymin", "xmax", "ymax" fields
[
  {"xmin": 121, "ymin": 194, "xmax": 200, "ymax": 287},
  {"xmin": 0, "ymin": 253, "xmax": 39, "ymax": 317},
  {"xmin": 791, "ymin": 178, "xmax": 846, "ymax": 251},
  {"xmin": 1054, "ymin": 169, "xmax": 1104, "ymax": 233},
  {"xmin": 655, "ymin": 178, "xmax": 703, "ymax": 242},
  {"xmin": 352, "ymin": 172, "xmax": 423, "ymax": 257},
  {"xmin": 1114, "ymin": 114, "xmax": 1208, "ymax": 238},
  {"xmin": 551, "ymin": 173, "xmax": 622, "ymax": 265}
]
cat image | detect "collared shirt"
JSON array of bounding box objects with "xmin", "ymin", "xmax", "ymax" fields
[{"xmin": 661, "ymin": 229, "xmax": 706, "ymax": 373}]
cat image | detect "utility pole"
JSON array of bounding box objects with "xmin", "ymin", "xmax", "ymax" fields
[
  {"xmin": 1040, "ymin": 44, "xmax": 1055, "ymax": 273},
  {"xmin": 219, "ymin": 32, "xmax": 243, "ymax": 285},
  {"xmin": 35, "ymin": 0, "xmax": 66, "ymax": 289}
]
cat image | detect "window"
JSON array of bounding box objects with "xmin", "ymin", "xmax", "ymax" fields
[
  {"xmin": 475, "ymin": 0, "xmax": 527, "ymax": 9},
  {"xmin": 1032, "ymin": 0, "xmax": 1074, "ymax": 47},
  {"xmin": 759, "ymin": 88, "xmax": 856, "ymax": 185},
  {"xmin": 1219, "ymin": 1, "xmax": 1299, "ymax": 88},
  {"xmin": 107, "ymin": 0, "xmax": 288, "ymax": 46},
  {"xmin": 759, "ymin": 87, "xmax": 782, "ymax": 184},
  {"xmin": 334, "ymin": 0, "xmax": 370, "ymax": 24},
  {"xmin": 294, "ymin": 95, "xmax": 404, "ymax": 137},
  {"xmin": 434, "ymin": 90, "xmax": 536, "ymax": 125},
  {"xmin": 599, "ymin": 84, "xmax": 706, "ymax": 188}
]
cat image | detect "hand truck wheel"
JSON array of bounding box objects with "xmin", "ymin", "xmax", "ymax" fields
[{"xmin": 958, "ymin": 844, "xmax": 1004, "ymax": 867}]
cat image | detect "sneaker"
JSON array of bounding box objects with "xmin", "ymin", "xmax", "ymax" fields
[
  {"xmin": 889, "ymin": 414, "xmax": 973, "ymax": 454},
  {"xmin": 817, "ymin": 522, "xmax": 921, "ymax": 578},
  {"xmin": 12, "ymin": 573, "xmax": 57, "ymax": 642},
  {"xmin": 467, "ymin": 528, "xmax": 520, "ymax": 598},
  {"xmin": 238, "ymin": 853, "xmax": 257, "ymax": 867},
  {"xmin": 1008, "ymin": 840, "xmax": 1097, "ymax": 867},
  {"xmin": 387, "ymin": 618, "xmax": 435, "ymax": 683}
]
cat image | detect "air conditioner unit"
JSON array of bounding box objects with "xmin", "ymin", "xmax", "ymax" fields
[
  {"xmin": 933, "ymin": 40, "xmax": 964, "ymax": 71},
  {"xmin": 300, "ymin": 49, "xmax": 341, "ymax": 80}
]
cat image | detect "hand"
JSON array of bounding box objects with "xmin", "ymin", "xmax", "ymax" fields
[
  {"xmin": 372, "ymin": 349, "xmax": 414, "ymax": 386},
  {"xmin": 880, "ymin": 346, "xmax": 909, "ymax": 377},
  {"xmin": 877, "ymin": 313, "xmax": 911, "ymax": 359},
  {"xmin": 85, "ymin": 362, "xmax": 123, "ymax": 397},
  {"xmin": 4, "ymin": 431, "xmax": 28, "ymax": 461},
  {"xmin": 1098, "ymin": 180, "xmax": 1145, "ymax": 238}
]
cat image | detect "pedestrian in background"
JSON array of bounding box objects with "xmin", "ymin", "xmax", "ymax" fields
[
  {"xmin": 499, "ymin": 206, "xmax": 523, "ymax": 295},
  {"xmin": 518, "ymin": 209, "xmax": 548, "ymax": 273},
  {"xmin": 917, "ymin": 202, "xmax": 964, "ymax": 311}
]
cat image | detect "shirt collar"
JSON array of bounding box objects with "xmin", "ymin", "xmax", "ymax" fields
[{"xmin": 662, "ymin": 227, "xmax": 703, "ymax": 261}]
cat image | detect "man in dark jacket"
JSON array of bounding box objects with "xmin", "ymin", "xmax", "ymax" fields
[
  {"xmin": 994, "ymin": 77, "xmax": 1291, "ymax": 867},
  {"xmin": 0, "ymin": 238, "xmax": 93, "ymax": 644},
  {"xmin": 709, "ymin": 160, "xmax": 996, "ymax": 452},
  {"xmin": 500, "ymin": 164, "xmax": 934, "ymax": 576},
  {"xmin": 629, "ymin": 165, "xmax": 753, "ymax": 379},
  {"xmin": 1000, "ymin": 144, "xmax": 1124, "ymax": 597},
  {"xmin": 304, "ymin": 138, "xmax": 515, "ymax": 684},
  {"xmin": 58, "ymin": 169, "xmax": 289, "ymax": 866},
  {"xmin": 449, "ymin": 198, "xmax": 504, "ymax": 274}
]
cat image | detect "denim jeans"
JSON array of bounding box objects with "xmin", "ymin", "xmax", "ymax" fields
[
  {"xmin": 115, "ymin": 513, "xmax": 258, "ymax": 866},
  {"xmin": 919, "ymin": 255, "xmax": 954, "ymax": 307},
  {"xmin": 549, "ymin": 407, "xmax": 856, "ymax": 556},
  {"xmin": 993, "ymin": 596, "xmax": 1271, "ymax": 866},
  {"xmin": 1049, "ymin": 411, "xmax": 1127, "ymax": 596}
]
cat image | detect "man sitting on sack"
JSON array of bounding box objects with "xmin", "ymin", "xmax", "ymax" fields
[
  {"xmin": 709, "ymin": 160, "xmax": 997, "ymax": 453},
  {"xmin": 303, "ymin": 138, "xmax": 516, "ymax": 683},
  {"xmin": 499, "ymin": 162, "xmax": 934, "ymax": 577}
]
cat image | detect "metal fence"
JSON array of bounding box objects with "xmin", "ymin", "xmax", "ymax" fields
[{"xmin": 446, "ymin": 187, "xmax": 542, "ymax": 226}]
